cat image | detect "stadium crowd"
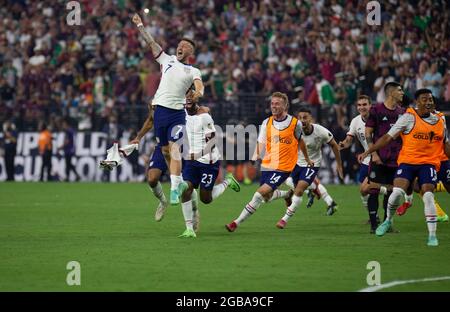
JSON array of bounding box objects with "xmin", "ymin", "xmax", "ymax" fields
[{"xmin": 1, "ymin": 0, "xmax": 449, "ymax": 182}]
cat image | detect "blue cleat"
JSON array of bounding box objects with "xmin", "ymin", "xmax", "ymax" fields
[
  {"xmin": 427, "ymin": 235, "xmax": 438, "ymax": 247},
  {"xmin": 170, "ymin": 189, "xmax": 180, "ymax": 205},
  {"xmin": 375, "ymin": 220, "xmax": 392, "ymax": 237}
]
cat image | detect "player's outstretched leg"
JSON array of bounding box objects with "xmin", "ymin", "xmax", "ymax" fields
[
  {"xmin": 423, "ymin": 191, "xmax": 438, "ymax": 246},
  {"xmin": 376, "ymin": 187, "xmax": 404, "ymax": 236},
  {"xmin": 178, "ymin": 181, "xmax": 196, "ymax": 238},
  {"xmin": 148, "ymin": 169, "xmax": 168, "ymax": 222},
  {"xmin": 316, "ymin": 184, "xmax": 338, "ymax": 216}
]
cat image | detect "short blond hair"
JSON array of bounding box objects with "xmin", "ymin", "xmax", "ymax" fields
[{"xmin": 271, "ymin": 92, "xmax": 289, "ymax": 109}]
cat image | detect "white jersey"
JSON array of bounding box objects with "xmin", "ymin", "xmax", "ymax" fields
[
  {"xmin": 257, "ymin": 115, "xmax": 303, "ymax": 144},
  {"xmin": 347, "ymin": 115, "xmax": 370, "ymax": 165},
  {"xmin": 152, "ymin": 52, "xmax": 202, "ymax": 110},
  {"xmin": 185, "ymin": 112, "xmax": 220, "ymax": 164},
  {"xmin": 297, "ymin": 124, "xmax": 333, "ymax": 167}
]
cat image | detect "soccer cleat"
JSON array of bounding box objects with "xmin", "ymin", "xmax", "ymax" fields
[
  {"xmin": 154, "ymin": 201, "xmax": 168, "ymax": 222},
  {"xmin": 284, "ymin": 189, "xmax": 294, "ymax": 207},
  {"xmin": 276, "ymin": 219, "xmax": 287, "ymax": 229},
  {"xmin": 99, "ymin": 160, "xmax": 117, "ymax": 171},
  {"xmin": 427, "ymin": 235, "xmax": 438, "ymax": 247},
  {"xmin": 326, "ymin": 201, "xmax": 338, "ymax": 216},
  {"xmin": 170, "ymin": 189, "xmax": 180, "ymax": 205},
  {"xmin": 436, "ymin": 181, "xmax": 445, "ymax": 192},
  {"xmin": 375, "ymin": 220, "xmax": 392, "ymax": 237},
  {"xmin": 225, "ymin": 221, "xmax": 237, "ymax": 232},
  {"xmin": 178, "ymin": 228, "xmax": 197, "ymax": 238},
  {"xmin": 437, "ymin": 214, "xmax": 449, "ymax": 222},
  {"xmin": 396, "ymin": 202, "xmax": 412, "ymax": 216},
  {"xmin": 225, "ymin": 173, "xmax": 241, "ymax": 192},
  {"xmin": 306, "ymin": 190, "xmax": 315, "ymax": 208},
  {"xmin": 193, "ymin": 209, "xmax": 200, "ymax": 233}
]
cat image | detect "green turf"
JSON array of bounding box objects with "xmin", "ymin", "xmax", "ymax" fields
[{"xmin": 0, "ymin": 182, "xmax": 449, "ymax": 291}]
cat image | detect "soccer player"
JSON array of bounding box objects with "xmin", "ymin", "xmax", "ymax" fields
[
  {"xmin": 338, "ymin": 95, "xmax": 387, "ymax": 222},
  {"xmin": 177, "ymin": 94, "xmax": 241, "ymax": 238},
  {"xmin": 225, "ymin": 92, "xmax": 313, "ymax": 232},
  {"xmin": 364, "ymin": 82, "xmax": 405, "ymax": 233},
  {"xmin": 131, "ymin": 13, "xmax": 204, "ymax": 205},
  {"xmin": 276, "ymin": 108, "xmax": 344, "ymax": 229},
  {"xmin": 396, "ymin": 98, "xmax": 449, "ymax": 222},
  {"xmin": 359, "ymin": 88, "xmax": 449, "ymax": 246}
]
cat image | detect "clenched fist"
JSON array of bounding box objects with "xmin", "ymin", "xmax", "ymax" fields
[{"xmin": 132, "ymin": 13, "xmax": 142, "ymax": 26}]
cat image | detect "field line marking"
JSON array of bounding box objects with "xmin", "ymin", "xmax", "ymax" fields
[{"xmin": 358, "ymin": 276, "xmax": 450, "ymax": 292}]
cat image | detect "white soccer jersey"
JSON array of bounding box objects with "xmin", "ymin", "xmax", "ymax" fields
[
  {"xmin": 186, "ymin": 112, "xmax": 220, "ymax": 164},
  {"xmin": 152, "ymin": 52, "xmax": 202, "ymax": 110},
  {"xmin": 347, "ymin": 115, "xmax": 370, "ymax": 165},
  {"xmin": 297, "ymin": 124, "xmax": 333, "ymax": 167}
]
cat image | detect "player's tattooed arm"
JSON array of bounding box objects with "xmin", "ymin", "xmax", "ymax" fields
[
  {"xmin": 132, "ymin": 13, "xmax": 163, "ymax": 58},
  {"xmin": 338, "ymin": 135, "xmax": 354, "ymax": 150},
  {"xmin": 192, "ymin": 79, "xmax": 205, "ymax": 103},
  {"xmin": 365, "ymin": 126, "xmax": 382, "ymax": 164}
]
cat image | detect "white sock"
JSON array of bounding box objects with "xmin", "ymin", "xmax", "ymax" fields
[
  {"xmin": 181, "ymin": 200, "xmax": 194, "ymax": 230},
  {"xmin": 423, "ymin": 192, "xmax": 437, "ymax": 236},
  {"xmin": 212, "ymin": 180, "xmax": 229, "ymax": 200},
  {"xmin": 235, "ymin": 192, "xmax": 264, "ymax": 225},
  {"xmin": 285, "ymin": 177, "xmax": 295, "ymax": 189},
  {"xmin": 308, "ymin": 181, "xmax": 317, "ymax": 190},
  {"xmin": 318, "ymin": 184, "xmax": 333, "ymax": 206},
  {"xmin": 361, "ymin": 194, "xmax": 369, "ymax": 210},
  {"xmin": 404, "ymin": 193, "xmax": 413, "ymax": 204},
  {"xmin": 387, "ymin": 187, "xmax": 405, "ymax": 221},
  {"xmin": 191, "ymin": 189, "xmax": 198, "ymax": 211},
  {"xmin": 380, "ymin": 186, "xmax": 387, "ymax": 195},
  {"xmin": 170, "ymin": 175, "xmax": 182, "ymax": 191},
  {"xmin": 268, "ymin": 189, "xmax": 289, "ymax": 202},
  {"xmin": 150, "ymin": 182, "xmax": 167, "ymax": 204},
  {"xmin": 282, "ymin": 195, "xmax": 303, "ymax": 222}
]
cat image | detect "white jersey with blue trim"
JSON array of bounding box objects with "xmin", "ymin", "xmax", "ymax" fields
[
  {"xmin": 152, "ymin": 52, "xmax": 202, "ymax": 110},
  {"xmin": 186, "ymin": 112, "xmax": 220, "ymax": 164},
  {"xmin": 297, "ymin": 124, "xmax": 333, "ymax": 167}
]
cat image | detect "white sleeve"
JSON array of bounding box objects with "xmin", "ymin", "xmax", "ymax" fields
[
  {"xmin": 258, "ymin": 119, "xmax": 268, "ymax": 144},
  {"xmin": 202, "ymin": 114, "xmax": 216, "ymax": 135},
  {"xmin": 294, "ymin": 120, "xmax": 303, "ymax": 140},
  {"xmin": 374, "ymin": 77, "xmax": 383, "ymax": 88},
  {"xmin": 347, "ymin": 118, "xmax": 357, "ymax": 137},
  {"xmin": 154, "ymin": 51, "xmax": 171, "ymax": 65},
  {"xmin": 192, "ymin": 67, "xmax": 202, "ymax": 81},
  {"xmin": 322, "ymin": 127, "xmax": 334, "ymax": 144},
  {"xmin": 387, "ymin": 113, "xmax": 414, "ymax": 137}
]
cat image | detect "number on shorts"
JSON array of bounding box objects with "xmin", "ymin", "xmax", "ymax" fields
[
  {"xmin": 269, "ymin": 173, "xmax": 281, "ymax": 184},
  {"xmin": 173, "ymin": 125, "xmax": 183, "ymax": 139},
  {"xmin": 446, "ymin": 169, "xmax": 450, "ymax": 180},
  {"xmin": 430, "ymin": 168, "xmax": 437, "ymax": 181},
  {"xmin": 305, "ymin": 168, "xmax": 315, "ymax": 179},
  {"xmin": 201, "ymin": 174, "xmax": 213, "ymax": 186}
]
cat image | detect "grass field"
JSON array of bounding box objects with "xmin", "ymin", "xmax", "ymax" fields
[{"xmin": 0, "ymin": 182, "xmax": 449, "ymax": 292}]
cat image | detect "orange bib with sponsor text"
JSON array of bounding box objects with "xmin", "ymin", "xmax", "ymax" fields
[
  {"xmin": 262, "ymin": 116, "xmax": 299, "ymax": 172},
  {"xmin": 436, "ymin": 111, "xmax": 449, "ymax": 162},
  {"xmin": 397, "ymin": 108, "xmax": 445, "ymax": 170}
]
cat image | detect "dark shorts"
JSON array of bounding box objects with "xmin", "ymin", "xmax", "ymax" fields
[
  {"xmin": 182, "ymin": 160, "xmax": 220, "ymax": 191},
  {"xmin": 148, "ymin": 145, "xmax": 168, "ymax": 174},
  {"xmin": 153, "ymin": 105, "xmax": 186, "ymax": 147},
  {"xmin": 437, "ymin": 160, "xmax": 450, "ymax": 184},
  {"xmin": 368, "ymin": 163, "xmax": 397, "ymax": 185},
  {"xmin": 291, "ymin": 165, "xmax": 320, "ymax": 186},
  {"xmin": 260, "ymin": 170, "xmax": 291, "ymax": 190},
  {"xmin": 359, "ymin": 164, "xmax": 369, "ymax": 184},
  {"xmin": 395, "ymin": 163, "xmax": 438, "ymax": 186}
]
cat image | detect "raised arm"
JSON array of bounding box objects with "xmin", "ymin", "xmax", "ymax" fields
[
  {"xmin": 132, "ymin": 13, "xmax": 162, "ymax": 58},
  {"xmin": 192, "ymin": 79, "xmax": 205, "ymax": 103},
  {"xmin": 358, "ymin": 133, "xmax": 393, "ymax": 163}
]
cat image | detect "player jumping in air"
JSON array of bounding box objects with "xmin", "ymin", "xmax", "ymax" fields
[{"xmin": 131, "ymin": 13, "xmax": 204, "ymax": 206}]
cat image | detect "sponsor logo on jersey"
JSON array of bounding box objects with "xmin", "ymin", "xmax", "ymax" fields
[
  {"xmin": 272, "ymin": 135, "xmax": 293, "ymax": 144},
  {"xmin": 413, "ymin": 131, "xmax": 442, "ymax": 142}
]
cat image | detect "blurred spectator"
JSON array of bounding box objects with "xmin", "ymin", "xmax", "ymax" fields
[
  {"xmin": 59, "ymin": 118, "xmax": 80, "ymax": 182},
  {"xmin": 373, "ymin": 66, "xmax": 395, "ymax": 103},
  {"xmin": 2, "ymin": 120, "xmax": 17, "ymax": 181},
  {"xmin": 38, "ymin": 122, "xmax": 53, "ymax": 181},
  {"xmin": 423, "ymin": 61, "xmax": 443, "ymax": 98}
]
